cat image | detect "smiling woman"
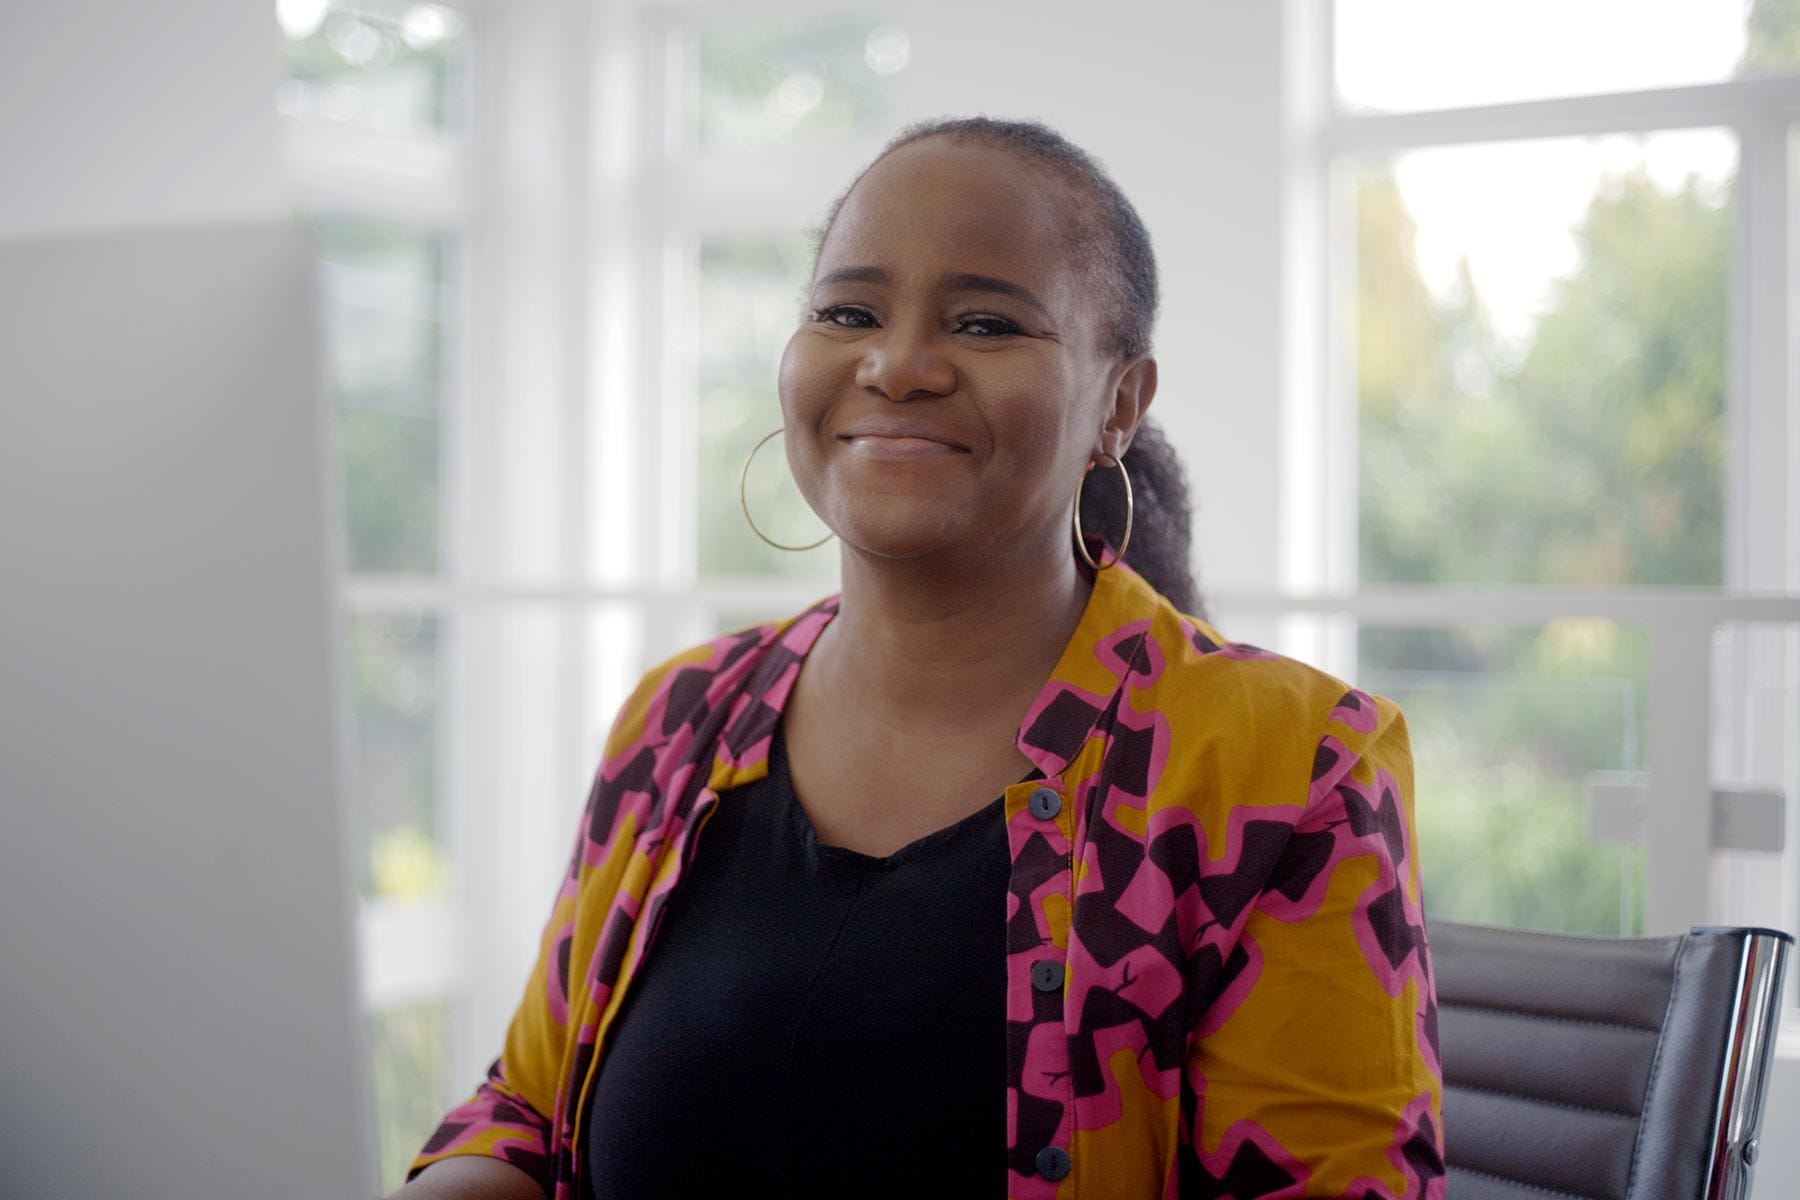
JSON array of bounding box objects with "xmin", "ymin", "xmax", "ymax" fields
[
  {"xmin": 782, "ymin": 137, "xmax": 1141, "ymax": 579},
  {"xmin": 393, "ymin": 118, "xmax": 1445, "ymax": 1200}
]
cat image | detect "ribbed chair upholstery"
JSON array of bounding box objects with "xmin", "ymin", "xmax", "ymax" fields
[{"xmin": 1433, "ymin": 921, "xmax": 1792, "ymax": 1200}]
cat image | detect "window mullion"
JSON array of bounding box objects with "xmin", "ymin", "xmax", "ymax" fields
[
  {"xmin": 1716, "ymin": 102, "xmax": 1797, "ymax": 989},
  {"xmin": 284, "ymin": 120, "xmax": 471, "ymax": 224},
  {"xmin": 1327, "ymin": 75, "xmax": 1800, "ymax": 159},
  {"xmin": 1730, "ymin": 114, "xmax": 1791, "ymax": 592}
]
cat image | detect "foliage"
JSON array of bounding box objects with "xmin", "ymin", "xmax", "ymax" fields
[
  {"xmin": 351, "ymin": 612, "xmax": 445, "ymax": 899},
  {"xmin": 1359, "ymin": 173, "xmax": 1727, "ymax": 589},
  {"xmin": 1742, "ymin": 0, "xmax": 1800, "ymax": 73},
  {"xmin": 1351, "ymin": 6, "xmax": 1800, "ymax": 933},
  {"xmin": 1367, "ymin": 641, "xmax": 1646, "ymax": 936},
  {"xmin": 1354, "ymin": 156, "xmax": 1732, "ymax": 932}
]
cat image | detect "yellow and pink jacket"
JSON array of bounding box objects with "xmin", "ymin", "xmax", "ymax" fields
[{"xmin": 410, "ymin": 562, "xmax": 1445, "ymax": 1198}]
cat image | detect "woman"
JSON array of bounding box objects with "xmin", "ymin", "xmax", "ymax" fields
[{"xmin": 395, "ymin": 117, "xmax": 1443, "ymax": 1199}]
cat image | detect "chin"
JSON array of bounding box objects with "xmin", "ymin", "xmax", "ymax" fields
[{"xmin": 828, "ymin": 493, "xmax": 968, "ymax": 562}]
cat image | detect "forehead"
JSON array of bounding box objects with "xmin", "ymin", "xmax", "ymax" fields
[{"xmin": 817, "ymin": 138, "xmax": 1085, "ymax": 290}]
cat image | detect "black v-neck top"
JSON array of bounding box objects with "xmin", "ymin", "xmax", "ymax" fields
[{"xmin": 582, "ymin": 725, "xmax": 1017, "ymax": 1198}]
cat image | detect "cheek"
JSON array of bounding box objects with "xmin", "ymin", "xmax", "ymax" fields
[
  {"xmin": 999, "ymin": 368, "xmax": 1099, "ymax": 472},
  {"xmin": 776, "ymin": 333, "xmax": 804, "ymax": 424},
  {"xmin": 776, "ymin": 330, "xmax": 835, "ymax": 505},
  {"xmin": 1027, "ymin": 371, "xmax": 1111, "ymax": 513},
  {"xmin": 777, "ymin": 330, "xmax": 835, "ymax": 426}
]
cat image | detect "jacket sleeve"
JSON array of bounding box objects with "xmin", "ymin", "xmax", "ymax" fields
[
  {"xmin": 399, "ymin": 779, "xmax": 594, "ymax": 1194},
  {"xmin": 403, "ymin": 657, "xmax": 686, "ymax": 1194},
  {"xmin": 1182, "ymin": 690, "xmax": 1445, "ymax": 1199}
]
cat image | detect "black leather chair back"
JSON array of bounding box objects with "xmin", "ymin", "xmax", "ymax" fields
[{"xmin": 1433, "ymin": 921, "xmax": 1791, "ymax": 1199}]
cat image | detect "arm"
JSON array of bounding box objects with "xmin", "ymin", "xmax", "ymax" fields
[
  {"xmin": 386, "ymin": 1157, "xmax": 547, "ymax": 1200},
  {"xmin": 1183, "ymin": 692, "xmax": 1444, "ymax": 1198},
  {"xmin": 398, "ymin": 776, "xmax": 612, "ymax": 1193},
  {"xmin": 397, "ymin": 764, "xmax": 625, "ymax": 1192},
  {"xmin": 396, "ymin": 646, "xmax": 709, "ymax": 1195}
]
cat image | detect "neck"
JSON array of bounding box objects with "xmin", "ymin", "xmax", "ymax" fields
[{"xmin": 810, "ymin": 526, "xmax": 1093, "ymax": 736}]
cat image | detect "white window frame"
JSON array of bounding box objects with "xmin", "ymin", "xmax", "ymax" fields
[
  {"xmin": 1285, "ymin": 2, "xmax": 1800, "ymax": 994},
  {"xmin": 279, "ymin": 0, "xmax": 487, "ymax": 1153}
]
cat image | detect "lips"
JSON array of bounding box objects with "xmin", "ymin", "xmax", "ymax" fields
[{"xmin": 836, "ymin": 420, "xmax": 971, "ymax": 452}]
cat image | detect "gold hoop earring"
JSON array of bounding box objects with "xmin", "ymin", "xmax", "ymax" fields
[
  {"xmin": 739, "ymin": 427, "xmax": 834, "ymax": 552},
  {"xmin": 1072, "ymin": 455, "xmax": 1133, "ymax": 571}
]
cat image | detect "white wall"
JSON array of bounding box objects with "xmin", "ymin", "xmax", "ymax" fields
[
  {"xmin": 0, "ymin": 2, "xmax": 369, "ymax": 1197},
  {"xmin": 0, "ymin": 2, "xmax": 288, "ymax": 237}
]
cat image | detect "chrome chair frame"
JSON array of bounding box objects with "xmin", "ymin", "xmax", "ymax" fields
[
  {"xmin": 1432, "ymin": 921, "xmax": 1792, "ymax": 1199},
  {"xmin": 1696, "ymin": 927, "xmax": 1791, "ymax": 1199}
]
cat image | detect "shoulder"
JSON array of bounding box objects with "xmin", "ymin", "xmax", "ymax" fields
[
  {"xmin": 1129, "ymin": 595, "xmax": 1407, "ymax": 812},
  {"xmin": 1169, "ymin": 607, "xmax": 1396, "ymax": 737}
]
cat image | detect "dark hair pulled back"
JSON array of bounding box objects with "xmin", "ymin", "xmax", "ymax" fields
[{"xmin": 815, "ymin": 115, "xmax": 1203, "ymax": 616}]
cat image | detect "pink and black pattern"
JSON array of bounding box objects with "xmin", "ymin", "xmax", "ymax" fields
[{"xmin": 409, "ymin": 564, "xmax": 1444, "ymax": 1198}]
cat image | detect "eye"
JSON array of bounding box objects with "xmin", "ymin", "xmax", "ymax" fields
[
  {"xmin": 952, "ymin": 314, "xmax": 1023, "ymax": 338},
  {"xmin": 812, "ymin": 304, "xmax": 878, "ymax": 329}
]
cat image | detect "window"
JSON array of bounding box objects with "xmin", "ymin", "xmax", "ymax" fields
[
  {"xmin": 285, "ymin": 4, "xmax": 913, "ymax": 1186},
  {"xmin": 638, "ymin": 7, "xmax": 909, "ymax": 610},
  {"xmin": 1334, "ymin": 0, "xmax": 1800, "ymax": 113},
  {"xmin": 1363, "ymin": 620, "xmax": 1649, "ymax": 935},
  {"xmin": 314, "ymin": 217, "xmax": 456, "ymax": 578},
  {"xmin": 1312, "ymin": 3, "xmax": 1800, "ymax": 984},
  {"xmin": 1354, "ymin": 131, "xmax": 1735, "ymax": 590},
  {"xmin": 695, "ymin": 233, "xmax": 827, "ymax": 577},
  {"xmin": 278, "ymin": 0, "xmax": 467, "ymax": 134},
  {"xmin": 279, "ymin": 1, "xmax": 469, "ymax": 1188}
]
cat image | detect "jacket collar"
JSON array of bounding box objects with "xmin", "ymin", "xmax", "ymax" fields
[
  {"xmin": 709, "ymin": 560, "xmax": 1162, "ymax": 791},
  {"xmin": 1012, "ymin": 560, "xmax": 1162, "ymax": 778}
]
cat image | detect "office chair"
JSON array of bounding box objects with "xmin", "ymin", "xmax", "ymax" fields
[{"xmin": 1432, "ymin": 920, "xmax": 1792, "ymax": 1199}]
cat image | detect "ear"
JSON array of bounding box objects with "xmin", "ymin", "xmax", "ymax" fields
[{"xmin": 1093, "ymin": 356, "xmax": 1157, "ymax": 466}]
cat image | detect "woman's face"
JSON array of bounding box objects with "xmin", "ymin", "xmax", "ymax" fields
[{"xmin": 777, "ymin": 136, "xmax": 1153, "ymax": 568}]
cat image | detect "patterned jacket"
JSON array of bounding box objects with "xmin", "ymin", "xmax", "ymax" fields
[{"xmin": 409, "ymin": 561, "xmax": 1445, "ymax": 1198}]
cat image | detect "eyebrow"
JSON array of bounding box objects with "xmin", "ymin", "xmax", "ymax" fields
[{"xmin": 813, "ymin": 266, "xmax": 1051, "ymax": 318}]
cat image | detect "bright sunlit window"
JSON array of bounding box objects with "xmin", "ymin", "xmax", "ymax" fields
[
  {"xmin": 1335, "ymin": 0, "xmax": 1800, "ymax": 112},
  {"xmin": 1320, "ymin": 0, "xmax": 1800, "ymax": 961}
]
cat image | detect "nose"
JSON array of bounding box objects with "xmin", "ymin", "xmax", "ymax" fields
[{"xmin": 853, "ymin": 319, "xmax": 955, "ymax": 402}]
